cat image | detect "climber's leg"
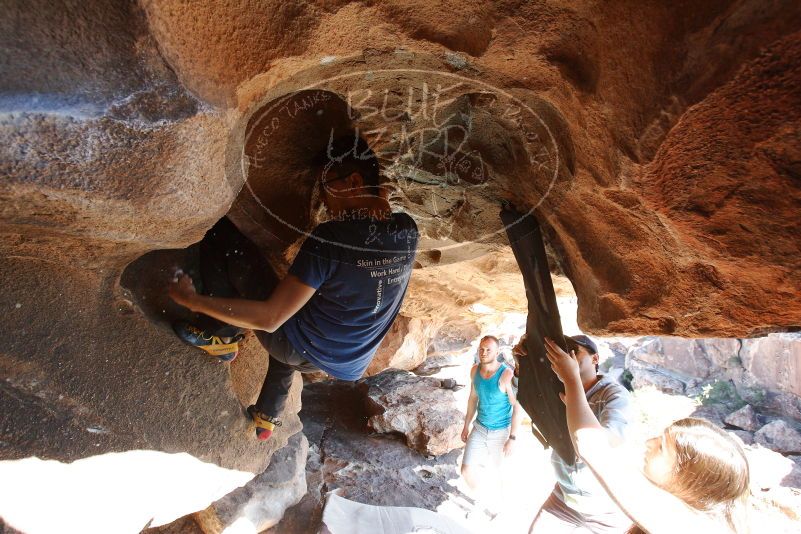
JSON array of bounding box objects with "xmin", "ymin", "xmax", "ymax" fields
[
  {"xmin": 254, "ymin": 355, "xmax": 296, "ymax": 413},
  {"xmin": 247, "ymin": 356, "xmax": 294, "ymax": 441},
  {"xmin": 461, "ymin": 422, "xmax": 492, "ymax": 491},
  {"xmin": 174, "ymin": 217, "xmax": 278, "ymax": 361},
  {"xmin": 249, "ymin": 327, "xmax": 319, "ymax": 441},
  {"xmin": 194, "ymin": 217, "xmax": 276, "ymax": 338}
]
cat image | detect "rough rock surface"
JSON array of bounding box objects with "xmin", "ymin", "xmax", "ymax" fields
[
  {"xmin": 738, "ymin": 334, "xmax": 801, "ymax": 420},
  {"xmin": 3, "ymin": 1, "xmax": 801, "ymax": 529},
  {"xmin": 195, "ymin": 432, "xmax": 308, "ymax": 533},
  {"xmin": 626, "ymin": 334, "xmax": 801, "ymax": 422},
  {"xmin": 744, "ymin": 445, "xmax": 801, "ymax": 523},
  {"xmin": 627, "ymin": 358, "xmax": 689, "ymax": 396},
  {"xmin": 413, "ymin": 353, "xmax": 464, "ymax": 377},
  {"xmin": 361, "ymin": 370, "xmax": 464, "ymax": 456},
  {"xmin": 728, "ymin": 429, "xmax": 755, "ymax": 446},
  {"xmin": 786, "ymin": 456, "xmax": 801, "ymax": 489},
  {"xmin": 755, "ymin": 420, "xmax": 801, "ymax": 455},
  {"xmin": 0, "ymin": 258, "xmax": 302, "ymax": 533},
  {"xmin": 365, "ymin": 315, "xmax": 439, "ymax": 376},
  {"xmin": 268, "ymin": 381, "xmax": 467, "ymax": 533},
  {"xmin": 725, "ymin": 405, "xmax": 762, "ymax": 432},
  {"xmin": 628, "ymin": 337, "xmax": 742, "ymax": 380},
  {"xmin": 145, "ymin": 432, "xmax": 308, "ymax": 534}
]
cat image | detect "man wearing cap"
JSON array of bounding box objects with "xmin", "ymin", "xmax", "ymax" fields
[{"xmin": 518, "ymin": 334, "xmax": 635, "ymax": 534}]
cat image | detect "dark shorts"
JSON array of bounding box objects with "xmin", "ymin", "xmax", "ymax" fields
[{"xmin": 255, "ymin": 327, "xmax": 318, "ymax": 373}]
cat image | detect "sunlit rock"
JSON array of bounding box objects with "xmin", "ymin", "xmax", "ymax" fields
[
  {"xmin": 756, "ymin": 421, "xmax": 801, "ymax": 455},
  {"xmin": 361, "ymin": 370, "xmax": 463, "ymax": 456},
  {"xmin": 725, "ymin": 404, "xmax": 762, "ymax": 432}
]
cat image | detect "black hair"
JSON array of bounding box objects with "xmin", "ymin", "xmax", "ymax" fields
[
  {"xmin": 316, "ymin": 134, "xmax": 381, "ymax": 196},
  {"xmin": 566, "ymin": 337, "xmax": 599, "ymax": 373}
]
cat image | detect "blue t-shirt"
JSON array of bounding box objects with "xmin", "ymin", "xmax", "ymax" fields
[{"xmin": 279, "ymin": 212, "xmax": 418, "ymax": 380}]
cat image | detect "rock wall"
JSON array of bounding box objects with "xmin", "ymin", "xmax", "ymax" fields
[
  {"xmin": 4, "ymin": 1, "xmax": 798, "ymax": 334},
  {"xmin": 2, "ymin": 1, "xmax": 801, "ymax": 531},
  {"xmin": 626, "ymin": 334, "xmax": 801, "ymax": 422},
  {"xmin": 362, "ymin": 370, "xmax": 464, "ymax": 456}
]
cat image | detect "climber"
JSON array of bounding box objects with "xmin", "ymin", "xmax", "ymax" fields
[
  {"xmin": 169, "ymin": 134, "xmax": 419, "ymax": 441},
  {"xmin": 460, "ymin": 335, "xmax": 523, "ymax": 511},
  {"xmin": 522, "ymin": 334, "xmax": 635, "ymax": 534}
]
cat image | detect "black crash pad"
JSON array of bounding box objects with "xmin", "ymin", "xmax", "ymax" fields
[{"xmin": 501, "ymin": 207, "xmax": 576, "ymax": 465}]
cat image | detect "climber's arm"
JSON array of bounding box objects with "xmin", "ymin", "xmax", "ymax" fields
[{"xmin": 169, "ymin": 273, "xmax": 315, "ymax": 333}]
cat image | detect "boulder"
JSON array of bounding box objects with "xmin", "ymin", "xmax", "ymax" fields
[
  {"xmin": 626, "ymin": 335, "xmax": 801, "ymax": 423},
  {"xmin": 728, "ymin": 430, "xmax": 755, "ymax": 446},
  {"xmin": 427, "ymin": 319, "xmax": 482, "ymax": 357},
  {"xmin": 691, "ymin": 404, "xmax": 728, "ymax": 429},
  {"xmin": 196, "ymin": 432, "xmax": 309, "ymax": 533},
  {"xmin": 361, "ymin": 370, "xmax": 464, "ymax": 456},
  {"xmin": 267, "ymin": 381, "xmax": 466, "ymax": 533},
  {"xmin": 725, "ymin": 405, "xmax": 761, "ymax": 432},
  {"xmin": 0, "ymin": 259, "xmax": 302, "ymax": 533},
  {"xmin": 413, "ymin": 354, "xmax": 464, "ymax": 377},
  {"xmin": 784, "ymin": 456, "xmax": 801, "ymax": 489},
  {"xmin": 743, "ymin": 445, "xmax": 801, "ymax": 527},
  {"xmin": 630, "ymin": 369, "xmax": 686, "ymax": 395},
  {"xmin": 602, "ymin": 339, "xmax": 635, "ymax": 368},
  {"xmin": 365, "ymin": 315, "xmax": 439, "ymax": 376},
  {"xmin": 626, "ymin": 353, "xmax": 687, "ymax": 395},
  {"xmin": 739, "ymin": 333, "xmax": 801, "ymax": 396},
  {"xmin": 146, "ymin": 432, "xmax": 309, "ymax": 534},
  {"xmin": 755, "ymin": 421, "xmax": 801, "ymax": 455},
  {"xmin": 737, "ymin": 334, "xmax": 801, "ymax": 421},
  {"xmin": 625, "ymin": 337, "xmax": 741, "ymax": 382}
]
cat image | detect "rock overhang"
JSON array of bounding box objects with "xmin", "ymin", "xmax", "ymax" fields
[
  {"xmin": 2, "ymin": 2, "xmax": 801, "ymax": 531},
  {"xmin": 223, "ymin": 51, "xmax": 576, "ymax": 273}
]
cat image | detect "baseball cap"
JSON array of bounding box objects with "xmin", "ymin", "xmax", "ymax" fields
[{"xmin": 567, "ymin": 334, "xmax": 598, "ymax": 355}]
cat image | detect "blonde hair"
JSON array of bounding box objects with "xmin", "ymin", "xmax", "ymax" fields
[{"xmin": 661, "ymin": 417, "xmax": 751, "ymax": 533}]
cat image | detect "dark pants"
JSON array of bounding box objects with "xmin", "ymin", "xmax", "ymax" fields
[
  {"xmin": 254, "ymin": 329, "xmax": 318, "ymax": 418},
  {"xmin": 195, "ymin": 218, "xmax": 317, "ymax": 418},
  {"xmin": 195, "ymin": 217, "xmax": 277, "ymax": 337}
]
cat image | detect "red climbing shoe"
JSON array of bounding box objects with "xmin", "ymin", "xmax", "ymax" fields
[{"xmin": 247, "ymin": 405, "xmax": 281, "ymax": 441}]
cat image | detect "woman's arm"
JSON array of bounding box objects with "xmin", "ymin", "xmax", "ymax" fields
[{"xmin": 544, "ymin": 338, "xmax": 723, "ymax": 534}]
